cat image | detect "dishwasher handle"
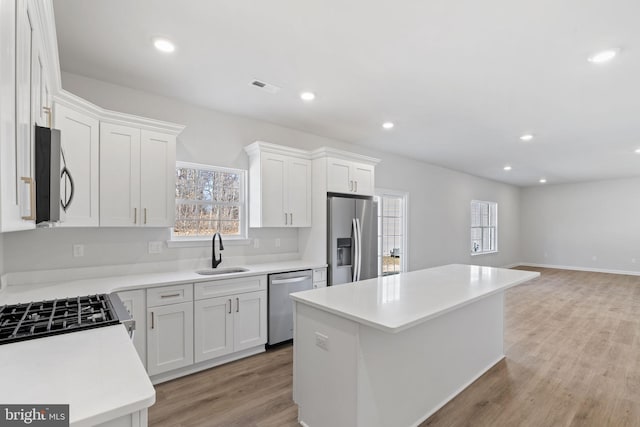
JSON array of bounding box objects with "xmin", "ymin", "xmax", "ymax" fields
[{"xmin": 271, "ymin": 276, "xmax": 310, "ymax": 285}]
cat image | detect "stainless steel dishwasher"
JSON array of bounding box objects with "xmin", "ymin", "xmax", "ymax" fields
[{"xmin": 268, "ymin": 269, "xmax": 313, "ymax": 345}]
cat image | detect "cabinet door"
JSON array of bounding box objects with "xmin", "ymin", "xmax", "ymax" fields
[
  {"xmin": 13, "ymin": 0, "xmax": 36, "ymax": 228},
  {"xmin": 287, "ymin": 157, "xmax": 311, "ymax": 227},
  {"xmin": 0, "ymin": 0, "xmax": 23, "ymax": 232},
  {"xmin": 351, "ymin": 163, "xmax": 375, "ymax": 196},
  {"xmin": 260, "ymin": 153, "xmax": 287, "ymax": 226},
  {"xmin": 54, "ymin": 103, "xmax": 99, "ymax": 226},
  {"xmin": 100, "ymin": 123, "xmax": 140, "ymax": 226},
  {"xmin": 140, "ymin": 130, "xmax": 176, "ymax": 227},
  {"xmin": 147, "ymin": 302, "xmax": 194, "ymax": 376},
  {"xmin": 327, "ymin": 158, "xmax": 352, "ymax": 194},
  {"xmin": 233, "ymin": 291, "xmax": 267, "ymax": 352},
  {"xmin": 194, "ymin": 297, "xmax": 233, "ymax": 363},
  {"xmin": 117, "ymin": 290, "xmax": 147, "ymax": 368}
]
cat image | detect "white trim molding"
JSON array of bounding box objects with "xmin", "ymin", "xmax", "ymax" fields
[
  {"xmin": 516, "ymin": 262, "xmax": 640, "ymax": 277},
  {"xmin": 53, "ymin": 89, "xmax": 185, "ymax": 135}
]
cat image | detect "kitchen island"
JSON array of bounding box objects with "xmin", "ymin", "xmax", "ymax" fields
[{"xmin": 291, "ymin": 264, "xmax": 539, "ymax": 427}]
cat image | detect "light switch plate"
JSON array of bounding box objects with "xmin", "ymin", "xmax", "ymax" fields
[
  {"xmin": 315, "ymin": 332, "xmax": 329, "ymax": 351},
  {"xmin": 148, "ymin": 241, "xmax": 163, "ymax": 254}
]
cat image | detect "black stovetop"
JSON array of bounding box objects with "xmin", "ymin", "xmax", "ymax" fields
[{"xmin": 0, "ymin": 294, "xmax": 120, "ymax": 345}]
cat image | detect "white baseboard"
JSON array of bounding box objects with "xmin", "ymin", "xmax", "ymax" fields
[
  {"xmin": 501, "ymin": 262, "xmax": 522, "ymax": 269},
  {"xmin": 513, "ymin": 262, "xmax": 640, "ymax": 277}
]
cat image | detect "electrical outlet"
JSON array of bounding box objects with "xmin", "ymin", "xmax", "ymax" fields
[
  {"xmin": 253, "ymin": 238, "xmax": 260, "ymax": 249},
  {"xmin": 315, "ymin": 332, "xmax": 329, "ymax": 351},
  {"xmin": 148, "ymin": 241, "xmax": 163, "ymax": 254},
  {"xmin": 275, "ymin": 238, "xmax": 281, "ymax": 248},
  {"xmin": 73, "ymin": 244, "xmax": 84, "ymax": 257}
]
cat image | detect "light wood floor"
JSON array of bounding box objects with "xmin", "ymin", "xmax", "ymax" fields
[{"xmin": 149, "ymin": 268, "xmax": 640, "ymax": 427}]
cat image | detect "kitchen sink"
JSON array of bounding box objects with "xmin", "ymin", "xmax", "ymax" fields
[{"xmin": 195, "ymin": 267, "xmax": 250, "ymax": 276}]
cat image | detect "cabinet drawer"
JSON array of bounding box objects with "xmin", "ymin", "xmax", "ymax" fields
[
  {"xmin": 147, "ymin": 283, "xmax": 193, "ymax": 307},
  {"xmin": 313, "ymin": 268, "xmax": 327, "ymax": 283},
  {"xmin": 195, "ymin": 275, "xmax": 267, "ymax": 300}
]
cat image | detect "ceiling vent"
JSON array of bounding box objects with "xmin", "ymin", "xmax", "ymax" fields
[{"xmin": 251, "ymin": 80, "xmax": 281, "ymax": 94}]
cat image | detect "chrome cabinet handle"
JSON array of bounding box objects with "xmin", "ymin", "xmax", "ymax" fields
[
  {"xmin": 285, "ymin": 212, "xmax": 288, "ymax": 225},
  {"xmin": 290, "ymin": 213, "xmax": 293, "ymax": 225},
  {"xmin": 228, "ymin": 299, "xmax": 232, "ymax": 314},
  {"xmin": 160, "ymin": 293, "xmax": 181, "ymax": 298},
  {"xmin": 236, "ymin": 297, "xmax": 240, "ymax": 312},
  {"xmin": 151, "ymin": 311, "xmax": 155, "ymax": 329},
  {"xmin": 355, "ymin": 181, "xmax": 358, "ymax": 192},
  {"xmin": 134, "ymin": 207, "xmax": 137, "ymax": 224},
  {"xmin": 349, "ymin": 180, "xmax": 353, "ymax": 191},
  {"xmin": 20, "ymin": 177, "xmax": 36, "ymax": 220},
  {"xmin": 144, "ymin": 208, "xmax": 147, "ymax": 224}
]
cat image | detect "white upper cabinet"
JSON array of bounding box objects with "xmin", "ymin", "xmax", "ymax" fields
[
  {"xmin": 53, "ymin": 100, "xmax": 100, "ymax": 226},
  {"xmin": 140, "ymin": 130, "xmax": 176, "ymax": 227},
  {"xmin": 326, "ymin": 157, "xmax": 375, "ymax": 196},
  {"xmin": 245, "ymin": 142, "xmax": 311, "ymax": 227},
  {"xmin": 100, "ymin": 123, "xmax": 141, "ymax": 226},
  {"xmin": 0, "ymin": 0, "xmax": 23, "ymax": 232},
  {"xmin": 100, "ymin": 124, "xmax": 177, "ymax": 227}
]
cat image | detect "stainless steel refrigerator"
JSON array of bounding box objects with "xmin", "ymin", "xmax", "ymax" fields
[{"xmin": 327, "ymin": 194, "xmax": 378, "ymax": 285}]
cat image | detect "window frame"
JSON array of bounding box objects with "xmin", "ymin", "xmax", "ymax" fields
[
  {"xmin": 470, "ymin": 200, "xmax": 498, "ymax": 256},
  {"xmin": 375, "ymin": 189, "xmax": 409, "ymax": 276},
  {"xmin": 170, "ymin": 161, "xmax": 248, "ymax": 245}
]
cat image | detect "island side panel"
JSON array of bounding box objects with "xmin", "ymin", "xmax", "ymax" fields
[
  {"xmin": 356, "ymin": 292, "xmax": 505, "ymax": 427},
  {"xmin": 294, "ymin": 302, "xmax": 359, "ymax": 427}
]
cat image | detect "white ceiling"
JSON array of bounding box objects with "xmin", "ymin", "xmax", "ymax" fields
[{"xmin": 53, "ymin": 0, "xmax": 640, "ymax": 186}]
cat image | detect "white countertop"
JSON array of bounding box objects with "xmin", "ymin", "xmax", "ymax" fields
[
  {"xmin": 0, "ymin": 260, "xmax": 325, "ymax": 305},
  {"xmin": 0, "ymin": 325, "xmax": 155, "ymax": 426},
  {"xmin": 291, "ymin": 264, "xmax": 540, "ymax": 333}
]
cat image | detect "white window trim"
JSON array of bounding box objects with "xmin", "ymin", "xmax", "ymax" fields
[
  {"xmin": 170, "ymin": 161, "xmax": 248, "ymax": 244},
  {"xmin": 376, "ymin": 188, "xmax": 409, "ymax": 275},
  {"xmin": 470, "ymin": 199, "xmax": 498, "ymax": 256}
]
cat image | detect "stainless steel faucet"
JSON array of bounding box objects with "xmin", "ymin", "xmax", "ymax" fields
[{"xmin": 212, "ymin": 232, "xmax": 224, "ymax": 268}]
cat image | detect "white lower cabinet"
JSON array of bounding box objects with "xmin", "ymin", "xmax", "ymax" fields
[
  {"xmin": 195, "ymin": 290, "xmax": 267, "ymax": 363},
  {"xmin": 194, "ymin": 296, "xmax": 233, "ymax": 362},
  {"xmin": 234, "ymin": 290, "xmax": 267, "ymax": 352},
  {"xmin": 147, "ymin": 301, "xmax": 194, "ymax": 376},
  {"xmin": 117, "ymin": 289, "xmax": 147, "ymax": 368},
  {"xmin": 194, "ymin": 276, "xmax": 267, "ymax": 364}
]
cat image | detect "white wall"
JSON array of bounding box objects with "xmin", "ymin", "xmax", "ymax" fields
[
  {"xmin": 0, "ymin": 72, "xmax": 522, "ymax": 276},
  {"xmin": 520, "ymin": 177, "xmax": 640, "ymax": 274}
]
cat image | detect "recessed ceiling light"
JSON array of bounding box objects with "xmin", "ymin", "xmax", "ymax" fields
[
  {"xmin": 635, "ymin": 148, "xmax": 640, "ymax": 154},
  {"xmin": 503, "ymin": 165, "xmax": 512, "ymax": 171},
  {"xmin": 539, "ymin": 178, "xmax": 547, "ymax": 184},
  {"xmin": 382, "ymin": 122, "xmax": 395, "ymax": 130},
  {"xmin": 300, "ymin": 92, "xmax": 315, "ymax": 101},
  {"xmin": 588, "ymin": 48, "xmax": 619, "ymax": 64},
  {"xmin": 520, "ymin": 134, "xmax": 534, "ymax": 141},
  {"xmin": 153, "ymin": 38, "xmax": 175, "ymax": 53}
]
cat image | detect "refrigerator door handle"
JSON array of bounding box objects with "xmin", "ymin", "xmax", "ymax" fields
[
  {"xmin": 352, "ymin": 218, "xmax": 359, "ymax": 282},
  {"xmin": 356, "ymin": 218, "xmax": 362, "ymax": 281}
]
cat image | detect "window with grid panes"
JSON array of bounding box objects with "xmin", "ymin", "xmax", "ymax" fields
[
  {"xmin": 470, "ymin": 200, "xmax": 497, "ymax": 254},
  {"xmin": 174, "ymin": 162, "xmax": 246, "ymax": 238}
]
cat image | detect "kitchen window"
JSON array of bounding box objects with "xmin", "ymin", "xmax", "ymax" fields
[
  {"xmin": 173, "ymin": 162, "xmax": 247, "ymax": 239},
  {"xmin": 470, "ymin": 200, "xmax": 497, "ymax": 255},
  {"xmin": 375, "ymin": 190, "xmax": 408, "ymax": 276}
]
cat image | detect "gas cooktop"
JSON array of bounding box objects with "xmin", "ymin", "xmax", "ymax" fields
[{"xmin": 0, "ymin": 294, "xmax": 130, "ymax": 345}]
